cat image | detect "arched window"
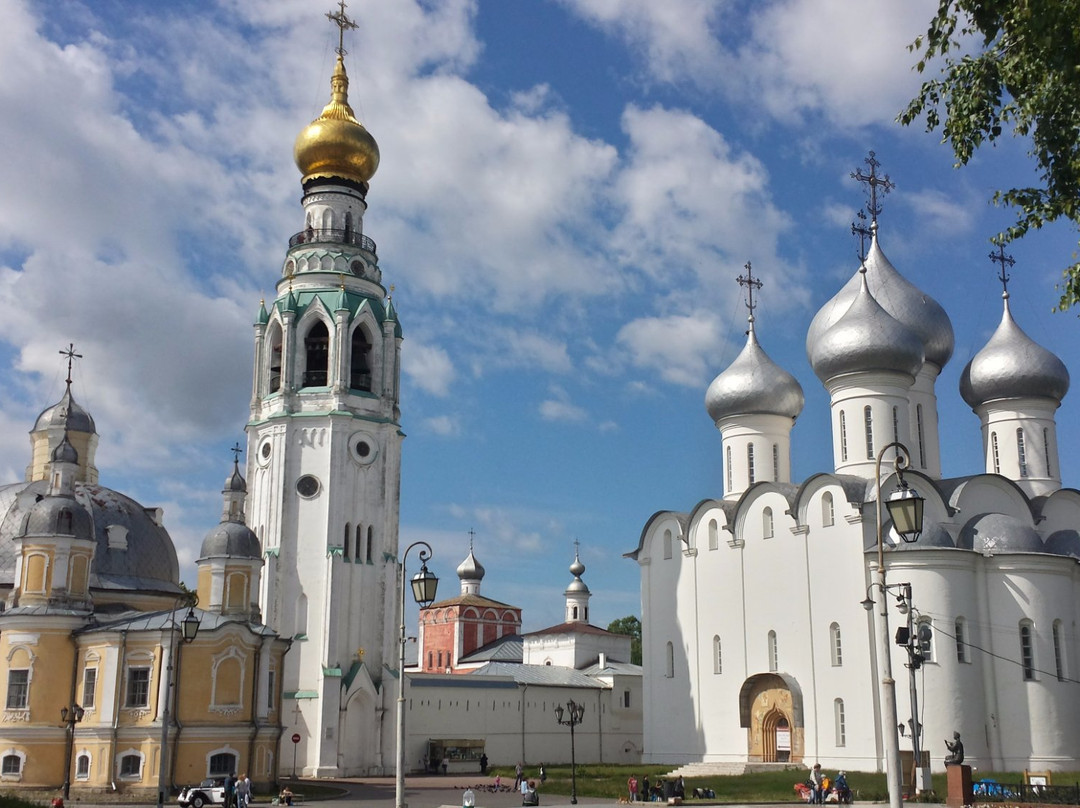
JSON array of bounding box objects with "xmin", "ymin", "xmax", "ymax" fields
[
  {"xmin": 343, "ymin": 210, "xmax": 353, "ymax": 239},
  {"xmin": 725, "ymin": 446, "xmax": 732, "ymax": 491},
  {"xmin": 892, "ymin": 406, "xmax": 899, "ymax": 444},
  {"xmin": 1017, "ymin": 428, "xmax": 1028, "ymax": 477},
  {"xmin": 343, "ymin": 523, "xmax": 351, "ymax": 560},
  {"xmin": 355, "ymin": 525, "xmax": 363, "ymax": 562},
  {"xmin": 747, "ymin": 443, "xmax": 756, "ymax": 485},
  {"xmin": 713, "ymin": 635, "xmax": 722, "ymax": 674},
  {"xmin": 350, "ymin": 327, "xmax": 373, "ymax": 392},
  {"xmin": 839, "ymin": 411, "xmax": 848, "ymax": 461},
  {"xmin": 119, "ymin": 753, "xmax": 142, "ymax": 778},
  {"xmin": 663, "ymin": 529, "xmax": 673, "ymax": 560},
  {"xmin": 1044, "ymin": 428, "xmax": 1053, "ymax": 477},
  {"xmin": 830, "ymin": 622, "xmax": 842, "ymax": 666},
  {"xmin": 708, "ymin": 519, "xmax": 719, "ymax": 551},
  {"xmin": 762, "ymin": 507, "xmax": 774, "ymax": 539},
  {"xmin": 76, "ymin": 753, "xmax": 90, "ymax": 780},
  {"xmin": 209, "ymin": 752, "xmax": 237, "ymax": 777},
  {"xmin": 916, "ymin": 403, "xmax": 926, "ymax": 468},
  {"xmin": 834, "ymin": 699, "xmax": 846, "ymax": 747},
  {"xmin": 991, "ymin": 432, "xmax": 1001, "ymax": 473},
  {"xmin": 665, "ymin": 642, "xmax": 675, "ymax": 678},
  {"xmin": 303, "ymin": 321, "xmax": 330, "ymax": 387},
  {"xmin": 1053, "ymin": 620, "xmax": 1065, "ymax": 681},
  {"xmin": 367, "ymin": 526, "xmax": 374, "ymax": 562},
  {"xmin": 427, "ymin": 652, "xmax": 433, "ymax": 669},
  {"xmin": 1019, "ymin": 620, "xmax": 1035, "ymax": 680},
  {"xmin": 772, "ymin": 444, "xmax": 780, "ymax": 482},
  {"xmin": 572, "ymin": 606, "xmax": 579, "ymax": 620},
  {"xmin": 955, "ymin": 618, "xmax": 968, "ymax": 663},
  {"xmin": 1, "ymin": 752, "xmax": 23, "ymax": 777},
  {"xmin": 822, "ymin": 492, "xmax": 834, "ymax": 527},
  {"xmin": 768, "ymin": 630, "xmax": 778, "ymax": 672},
  {"xmin": 267, "ymin": 326, "xmax": 283, "ymax": 393},
  {"xmin": 864, "ymin": 405, "xmax": 874, "ymax": 460}
]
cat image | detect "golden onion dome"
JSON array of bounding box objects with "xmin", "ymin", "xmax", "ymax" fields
[{"xmin": 294, "ymin": 55, "xmax": 380, "ymax": 186}]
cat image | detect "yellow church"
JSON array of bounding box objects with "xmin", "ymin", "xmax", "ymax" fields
[{"xmin": 0, "ymin": 373, "xmax": 290, "ymax": 799}]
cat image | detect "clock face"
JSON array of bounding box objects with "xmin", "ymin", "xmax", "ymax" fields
[{"xmin": 296, "ymin": 474, "xmax": 321, "ymax": 498}]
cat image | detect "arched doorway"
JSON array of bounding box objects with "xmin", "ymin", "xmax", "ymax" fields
[{"xmin": 739, "ymin": 673, "xmax": 804, "ymax": 763}]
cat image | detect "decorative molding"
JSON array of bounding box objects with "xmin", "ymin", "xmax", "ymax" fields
[{"xmin": 2, "ymin": 711, "xmax": 30, "ymax": 723}]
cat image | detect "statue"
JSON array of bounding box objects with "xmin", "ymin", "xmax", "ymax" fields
[{"xmin": 944, "ymin": 731, "xmax": 964, "ymax": 765}]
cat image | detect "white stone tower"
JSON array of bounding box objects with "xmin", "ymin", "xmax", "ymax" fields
[{"xmin": 246, "ymin": 8, "xmax": 402, "ymax": 777}]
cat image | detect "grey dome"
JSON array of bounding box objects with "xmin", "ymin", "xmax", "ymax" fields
[
  {"xmin": 33, "ymin": 386, "xmax": 96, "ymax": 435},
  {"xmin": 0, "ymin": 480, "xmax": 181, "ymax": 593},
  {"xmin": 807, "ymin": 233, "xmax": 954, "ymax": 369},
  {"xmin": 885, "ymin": 520, "xmax": 955, "ymax": 550},
  {"xmin": 569, "ymin": 554, "xmax": 585, "ymax": 577},
  {"xmin": 957, "ymin": 512, "xmax": 1044, "ymax": 553},
  {"xmin": 456, "ymin": 549, "xmax": 486, "ymax": 581},
  {"xmin": 19, "ymin": 495, "xmax": 93, "ymax": 541},
  {"xmin": 565, "ymin": 577, "xmax": 590, "ymax": 594},
  {"xmin": 706, "ymin": 321, "xmax": 804, "ymax": 422},
  {"xmin": 52, "ymin": 436, "xmax": 79, "ymax": 465},
  {"xmin": 1045, "ymin": 529, "xmax": 1080, "ymax": 558},
  {"xmin": 810, "ymin": 273, "xmax": 924, "ymax": 382},
  {"xmin": 225, "ymin": 462, "xmax": 247, "ymax": 493},
  {"xmin": 959, "ymin": 294, "xmax": 1070, "ymax": 408},
  {"xmin": 200, "ymin": 521, "xmax": 261, "ymax": 560}
]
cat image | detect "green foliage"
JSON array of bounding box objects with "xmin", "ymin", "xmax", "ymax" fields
[
  {"xmin": 899, "ymin": 0, "xmax": 1080, "ymax": 311},
  {"xmin": 607, "ymin": 615, "xmax": 642, "ymax": 665}
]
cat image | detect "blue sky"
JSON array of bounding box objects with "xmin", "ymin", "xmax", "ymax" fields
[{"xmin": 1, "ymin": 0, "xmax": 1078, "ymax": 633}]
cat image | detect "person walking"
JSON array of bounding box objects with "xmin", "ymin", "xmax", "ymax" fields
[
  {"xmin": 236, "ymin": 773, "xmax": 251, "ymax": 808},
  {"xmin": 514, "ymin": 762, "xmax": 524, "ymax": 790},
  {"xmin": 224, "ymin": 773, "xmax": 236, "ymax": 808},
  {"xmin": 810, "ymin": 764, "xmax": 825, "ymax": 805},
  {"xmin": 628, "ymin": 774, "xmax": 639, "ymax": 803}
]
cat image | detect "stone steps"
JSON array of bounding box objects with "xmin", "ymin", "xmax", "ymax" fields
[{"xmin": 662, "ymin": 761, "xmax": 802, "ymax": 779}]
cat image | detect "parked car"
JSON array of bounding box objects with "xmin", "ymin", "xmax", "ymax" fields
[{"xmin": 178, "ymin": 778, "xmax": 227, "ymax": 808}]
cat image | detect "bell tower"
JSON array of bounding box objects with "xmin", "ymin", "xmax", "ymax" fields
[{"xmin": 246, "ymin": 2, "xmax": 402, "ymax": 778}]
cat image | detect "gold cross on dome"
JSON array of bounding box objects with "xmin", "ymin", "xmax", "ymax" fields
[{"xmin": 326, "ymin": 1, "xmax": 358, "ymax": 57}]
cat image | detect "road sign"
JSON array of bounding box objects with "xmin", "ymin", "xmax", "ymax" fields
[{"xmin": 292, "ymin": 733, "xmax": 301, "ymax": 744}]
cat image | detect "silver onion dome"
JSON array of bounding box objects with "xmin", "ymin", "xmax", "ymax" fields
[
  {"xmin": 456, "ymin": 548, "xmax": 486, "ymax": 581},
  {"xmin": 810, "ymin": 272, "xmax": 924, "ymax": 382},
  {"xmin": 706, "ymin": 319, "xmax": 804, "ymax": 422},
  {"xmin": 960, "ymin": 293, "xmax": 1070, "ymax": 408},
  {"xmin": 807, "ymin": 232, "xmax": 954, "ymax": 369},
  {"xmin": 200, "ymin": 520, "xmax": 261, "ymax": 560},
  {"xmin": 33, "ymin": 386, "xmax": 96, "ymax": 435}
]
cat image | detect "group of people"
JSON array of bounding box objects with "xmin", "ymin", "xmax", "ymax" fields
[
  {"xmin": 223, "ymin": 773, "xmax": 253, "ymax": 808},
  {"xmin": 797, "ymin": 765, "xmax": 850, "ymax": 805},
  {"xmin": 627, "ymin": 774, "xmax": 685, "ymax": 802}
]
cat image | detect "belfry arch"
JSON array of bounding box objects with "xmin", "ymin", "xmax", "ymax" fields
[{"xmin": 739, "ymin": 673, "xmax": 804, "ymax": 763}]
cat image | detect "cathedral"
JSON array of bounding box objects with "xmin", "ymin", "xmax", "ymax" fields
[{"xmin": 629, "ymin": 160, "xmax": 1080, "ymax": 774}]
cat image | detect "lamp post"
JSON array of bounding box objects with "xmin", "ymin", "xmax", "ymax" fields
[
  {"xmin": 157, "ymin": 602, "xmax": 201, "ymax": 808},
  {"xmin": 60, "ymin": 703, "xmax": 85, "ymax": 798},
  {"xmin": 554, "ymin": 699, "xmax": 585, "ymax": 805},
  {"xmin": 869, "ymin": 442, "xmax": 924, "ymax": 808},
  {"xmin": 396, "ymin": 542, "xmax": 439, "ymax": 808},
  {"xmin": 895, "ymin": 584, "xmax": 930, "ymax": 794}
]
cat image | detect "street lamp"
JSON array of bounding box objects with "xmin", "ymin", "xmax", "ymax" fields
[
  {"xmin": 60, "ymin": 703, "xmax": 85, "ymax": 798},
  {"xmin": 396, "ymin": 542, "xmax": 439, "ymax": 808},
  {"xmin": 554, "ymin": 699, "xmax": 585, "ymax": 805},
  {"xmin": 869, "ymin": 442, "xmax": 924, "ymax": 808},
  {"xmin": 157, "ymin": 601, "xmax": 201, "ymax": 808}
]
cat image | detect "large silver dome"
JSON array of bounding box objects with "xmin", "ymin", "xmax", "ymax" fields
[
  {"xmin": 706, "ymin": 321, "xmax": 804, "ymax": 422},
  {"xmin": 960, "ymin": 293, "xmax": 1070, "ymax": 408},
  {"xmin": 807, "ymin": 232, "xmax": 954, "ymax": 369},
  {"xmin": 957, "ymin": 512, "xmax": 1044, "ymax": 553},
  {"xmin": 810, "ymin": 273, "xmax": 924, "ymax": 382},
  {"xmin": 18, "ymin": 495, "xmax": 94, "ymax": 542},
  {"xmin": 200, "ymin": 521, "xmax": 260, "ymax": 560},
  {"xmin": 33, "ymin": 386, "xmax": 96, "ymax": 434}
]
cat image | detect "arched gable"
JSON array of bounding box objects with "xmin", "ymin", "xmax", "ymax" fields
[
  {"xmin": 686, "ymin": 499, "xmax": 735, "ymax": 551},
  {"xmin": 738, "ymin": 672, "xmax": 804, "ymax": 728},
  {"xmin": 940, "ymin": 473, "xmax": 1032, "ymax": 522},
  {"xmin": 730, "ymin": 482, "xmax": 798, "ymax": 544},
  {"xmin": 625, "ymin": 510, "xmax": 689, "ymax": 562},
  {"xmin": 1036, "ymin": 487, "xmax": 1080, "ymax": 536},
  {"xmin": 791, "ymin": 472, "xmax": 867, "ymax": 527}
]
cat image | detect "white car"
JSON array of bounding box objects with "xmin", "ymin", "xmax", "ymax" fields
[{"xmin": 178, "ymin": 778, "xmax": 227, "ymax": 808}]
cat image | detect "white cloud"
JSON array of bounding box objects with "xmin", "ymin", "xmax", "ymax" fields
[
  {"xmin": 539, "ymin": 387, "xmax": 588, "ymax": 423},
  {"xmin": 403, "ymin": 342, "xmax": 455, "ymax": 397},
  {"xmin": 422, "ymin": 415, "xmax": 461, "ymax": 437},
  {"xmin": 898, "ymin": 188, "xmax": 977, "ymax": 236},
  {"xmin": 615, "ymin": 312, "xmax": 724, "ymax": 387}
]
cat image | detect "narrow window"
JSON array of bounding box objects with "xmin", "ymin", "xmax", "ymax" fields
[
  {"xmin": 367, "ymin": 526, "xmax": 374, "ymax": 562},
  {"xmin": 427, "ymin": 652, "xmax": 433, "ymax": 669},
  {"xmin": 839, "ymin": 411, "xmax": 848, "ymax": 461},
  {"xmin": 572, "ymin": 606, "xmax": 579, "ymax": 620},
  {"xmin": 6, "ymin": 670, "xmax": 28, "ymax": 709},
  {"xmin": 1, "ymin": 755, "xmax": 21, "ymax": 776},
  {"xmin": 82, "ymin": 667, "xmax": 97, "ymax": 708},
  {"xmin": 663, "ymin": 529, "xmax": 673, "ymax": 560},
  {"xmin": 343, "ymin": 523, "xmax": 351, "ymax": 560},
  {"xmin": 892, "ymin": 406, "xmax": 899, "ymax": 444},
  {"xmin": 1053, "ymin": 620, "xmax": 1064, "ymax": 682},
  {"xmin": 991, "ymin": 432, "xmax": 1001, "ymax": 474},
  {"xmin": 303, "ymin": 321, "xmax": 330, "ymax": 387},
  {"xmin": 665, "ymin": 642, "xmax": 675, "ymax": 678},
  {"xmin": 355, "ymin": 525, "xmax": 364, "ymax": 561},
  {"xmin": 916, "ymin": 404, "xmax": 926, "ymax": 468},
  {"xmin": 1020, "ymin": 621, "xmax": 1035, "ymax": 680},
  {"xmin": 772, "ymin": 444, "xmax": 780, "ymax": 482},
  {"xmin": 955, "ymin": 618, "xmax": 968, "ymax": 663},
  {"xmin": 713, "ymin": 635, "xmax": 722, "ymax": 674},
  {"xmin": 267, "ymin": 669, "xmax": 276, "ymax": 711},
  {"xmin": 1044, "ymin": 428, "xmax": 1053, "ymax": 477},
  {"xmin": 822, "ymin": 492, "xmax": 835, "ymax": 527},
  {"xmin": 1017, "ymin": 428, "xmax": 1028, "ymax": 477},
  {"xmin": 747, "ymin": 443, "xmax": 756, "ymax": 485},
  {"xmin": 762, "ymin": 507, "xmax": 774, "ymax": 539},
  {"xmin": 768, "ymin": 630, "xmax": 778, "ymax": 672},
  {"xmin": 126, "ymin": 667, "xmax": 150, "ymax": 708},
  {"xmin": 437, "ymin": 651, "xmax": 443, "ymax": 668},
  {"xmin": 708, "ymin": 519, "xmax": 718, "ymax": 551},
  {"xmin": 830, "ymin": 622, "xmax": 843, "ymax": 666},
  {"xmin": 76, "ymin": 754, "xmax": 90, "ymax": 779},
  {"xmin": 119, "ymin": 754, "xmax": 141, "ymax": 778},
  {"xmin": 834, "ymin": 699, "xmax": 846, "ymax": 747},
  {"xmin": 725, "ymin": 446, "xmax": 732, "ymax": 492},
  {"xmin": 864, "ymin": 405, "xmax": 874, "ymax": 460},
  {"xmin": 623, "ymin": 690, "xmax": 631, "ymax": 708},
  {"xmin": 268, "ymin": 329, "xmax": 283, "ymax": 393},
  {"xmin": 350, "ymin": 328, "xmax": 373, "ymax": 392}
]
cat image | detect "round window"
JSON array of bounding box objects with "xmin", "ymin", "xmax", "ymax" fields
[
  {"xmin": 350, "ymin": 259, "xmax": 364, "ymax": 275},
  {"xmin": 257, "ymin": 440, "xmax": 272, "ymax": 466},
  {"xmin": 356, "ymin": 441, "xmax": 370, "ymax": 458},
  {"xmin": 349, "ymin": 432, "xmax": 378, "ymax": 465},
  {"xmin": 296, "ymin": 475, "xmax": 321, "ymax": 498}
]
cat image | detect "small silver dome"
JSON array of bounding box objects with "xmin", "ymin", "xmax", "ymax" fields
[
  {"xmin": 1045, "ymin": 529, "xmax": 1080, "ymax": 558},
  {"xmin": 33, "ymin": 386, "xmax": 96, "ymax": 435},
  {"xmin": 569, "ymin": 553, "xmax": 585, "ymax": 577},
  {"xmin": 456, "ymin": 549, "xmax": 486, "ymax": 581},
  {"xmin": 200, "ymin": 521, "xmax": 261, "ymax": 560},
  {"xmin": 807, "ymin": 233, "xmax": 954, "ymax": 369},
  {"xmin": 706, "ymin": 321, "xmax": 804, "ymax": 422},
  {"xmin": 960, "ymin": 294, "xmax": 1070, "ymax": 408},
  {"xmin": 52, "ymin": 436, "xmax": 79, "ymax": 465},
  {"xmin": 224, "ymin": 461, "xmax": 247, "ymax": 493},
  {"xmin": 810, "ymin": 273, "xmax": 924, "ymax": 382},
  {"xmin": 19, "ymin": 496, "xmax": 94, "ymax": 541},
  {"xmin": 565, "ymin": 577, "xmax": 590, "ymax": 594},
  {"xmin": 957, "ymin": 512, "xmax": 1044, "ymax": 553}
]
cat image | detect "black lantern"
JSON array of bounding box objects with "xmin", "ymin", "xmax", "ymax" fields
[
  {"xmin": 886, "ymin": 482, "xmax": 924, "ymax": 543},
  {"xmin": 410, "ymin": 563, "xmax": 439, "ymax": 606}
]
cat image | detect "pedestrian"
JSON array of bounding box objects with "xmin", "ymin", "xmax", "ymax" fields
[
  {"xmin": 480, "ymin": 753, "xmax": 489, "ymax": 775},
  {"xmin": 442, "ymin": 756, "xmax": 449, "ymax": 775},
  {"xmin": 224, "ymin": 773, "xmax": 236, "ymax": 808},
  {"xmin": 515, "ymin": 761, "xmax": 524, "ymax": 790},
  {"xmin": 495, "ymin": 774, "xmax": 502, "ymax": 791},
  {"xmin": 539, "ymin": 763, "xmax": 547, "ymax": 784},
  {"xmin": 642, "ymin": 775, "xmax": 650, "ymax": 802},
  {"xmin": 236, "ymin": 773, "xmax": 251, "ymax": 808},
  {"xmin": 628, "ymin": 774, "xmax": 639, "ymax": 803},
  {"xmin": 810, "ymin": 764, "xmax": 824, "ymax": 805}
]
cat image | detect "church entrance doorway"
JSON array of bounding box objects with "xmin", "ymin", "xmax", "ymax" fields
[{"xmin": 739, "ymin": 673, "xmax": 804, "ymax": 764}]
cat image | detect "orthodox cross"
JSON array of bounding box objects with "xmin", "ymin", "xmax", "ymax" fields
[
  {"xmin": 737, "ymin": 261, "xmax": 763, "ymax": 330},
  {"xmin": 467, "ymin": 527, "xmax": 476, "ymax": 552},
  {"xmin": 850, "ymin": 150, "xmax": 895, "ymax": 225},
  {"xmin": 230, "ymin": 442, "xmax": 243, "ymax": 463},
  {"xmin": 326, "ymin": 1, "xmax": 358, "ymax": 57},
  {"xmin": 851, "ymin": 209, "xmax": 872, "ymax": 265},
  {"xmin": 59, "ymin": 343, "xmax": 83, "ymax": 386},
  {"xmin": 989, "ymin": 241, "xmax": 1015, "ymax": 294}
]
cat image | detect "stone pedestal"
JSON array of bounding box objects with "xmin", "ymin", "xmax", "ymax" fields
[{"xmin": 946, "ymin": 764, "xmax": 973, "ymax": 808}]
